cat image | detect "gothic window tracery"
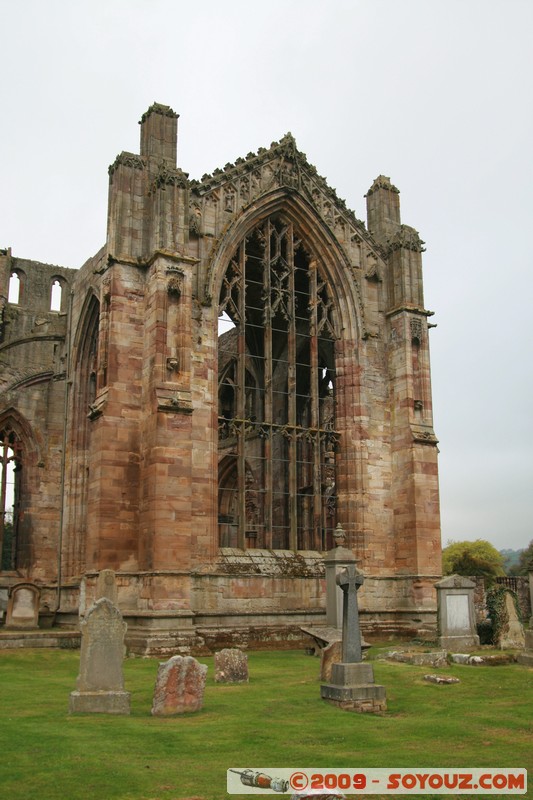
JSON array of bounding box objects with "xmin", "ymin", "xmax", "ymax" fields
[{"xmin": 218, "ymin": 214, "xmax": 338, "ymax": 551}]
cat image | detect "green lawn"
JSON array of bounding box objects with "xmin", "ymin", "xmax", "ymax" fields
[{"xmin": 0, "ymin": 647, "xmax": 531, "ymax": 799}]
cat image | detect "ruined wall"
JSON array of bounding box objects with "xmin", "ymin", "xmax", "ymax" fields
[
  {"xmin": 0, "ymin": 250, "xmax": 75, "ymax": 584},
  {"xmin": 1, "ymin": 105, "xmax": 443, "ymax": 649}
]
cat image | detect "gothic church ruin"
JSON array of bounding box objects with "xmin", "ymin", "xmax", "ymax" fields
[{"xmin": 0, "ymin": 104, "xmax": 441, "ymax": 652}]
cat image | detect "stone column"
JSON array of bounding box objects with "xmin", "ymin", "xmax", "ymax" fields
[{"xmin": 323, "ymin": 524, "xmax": 356, "ymax": 628}]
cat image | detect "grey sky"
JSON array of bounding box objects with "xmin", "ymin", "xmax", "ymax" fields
[{"xmin": 1, "ymin": 0, "xmax": 532, "ymax": 551}]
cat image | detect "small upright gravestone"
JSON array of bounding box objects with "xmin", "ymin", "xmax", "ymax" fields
[
  {"xmin": 435, "ymin": 575, "xmax": 480, "ymax": 651},
  {"xmin": 151, "ymin": 655, "xmax": 207, "ymax": 715},
  {"xmin": 320, "ymin": 564, "xmax": 386, "ymax": 713},
  {"xmin": 95, "ymin": 568, "xmax": 118, "ymax": 605},
  {"xmin": 5, "ymin": 583, "xmax": 40, "ymax": 629},
  {"xmin": 214, "ymin": 648, "xmax": 249, "ymax": 683},
  {"xmin": 69, "ymin": 598, "xmax": 130, "ymax": 714}
]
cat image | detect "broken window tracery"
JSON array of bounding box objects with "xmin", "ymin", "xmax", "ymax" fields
[{"xmin": 217, "ymin": 214, "xmax": 338, "ymax": 551}]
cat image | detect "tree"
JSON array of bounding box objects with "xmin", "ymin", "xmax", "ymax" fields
[
  {"xmin": 508, "ymin": 539, "xmax": 533, "ymax": 576},
  {"xmin": 442, "ymin": 539, "xmax": 506, "ymax": 580}
]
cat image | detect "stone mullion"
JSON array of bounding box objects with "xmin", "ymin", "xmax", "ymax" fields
[
  {"xmin": 309, "ymin": 260, "xmax": 323, "ymax": 551},
  {"xmin": 236, "ymin": 241, "xmax": 247, "ymax": 549},
  {"xmin": 287, "ymin": 225, "xmax": 298, "ymax": 551},
  {"xmin": 263, "ymin": 222, "xmax": 273, "ymax": 549}
]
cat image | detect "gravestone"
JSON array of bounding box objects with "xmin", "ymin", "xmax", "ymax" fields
[
  {"xmin": 214, "ymin": 648, "xmax": 248, "ymax": 683},
  {"xmin": 320, "ymin": 564, "xmax": 386, "ymax": 713},
  {"xmin": 5, "ymin": 583, "xmax": 40, "ymax": 629},
  {"xmin": 151, "ymin": 655, "xmax": 207, "ymax": 715},
  {"xmin": 95, "ymin": 569, "xmax": 118, "ymax": 605},
  {"xmin": 496, "ymin": 591, "xmax": 525, "ymax": 649},
  {"xmin": 435, "ymin": 575, "xmax": 480, "ymax": 651},
  {"xmin": 69, "ymin": 597, "xmax": 130, "ymax": 714},
  {"xmin": 518, "ymin": 567, "xmax": 533, "ymax": 666}
]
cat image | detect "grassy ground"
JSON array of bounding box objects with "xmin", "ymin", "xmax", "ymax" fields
[{"xmin": 0, "ymin": 646, "xmax": 531, "ymax": 800}]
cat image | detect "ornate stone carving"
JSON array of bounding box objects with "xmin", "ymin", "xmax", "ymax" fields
[
  {"xmin": 108, "ymin": 152, "xmax": 145, "ymax": 177},
  {"xmin": 167, "ymin": 273, "xmax": 183, "ymax": 297},
  {"xmin": 410, "ymin": 317, "xmax": 424, "ymax": 342},
  {"xmin": 150, "ymin": 164, "xmax": 188, "ymax": 194},
  {"xmin": 387, "ymin": 225, "xmax": 426, "ymax": 253}
]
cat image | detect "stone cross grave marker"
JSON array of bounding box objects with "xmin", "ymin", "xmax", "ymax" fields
[
  {"xmin": 337, "ymin": 564, "xmax": 364, "ymax": 663},
  {"xmin": 321, "ymin": 563, "xmax": 386, "ymax": 713}
]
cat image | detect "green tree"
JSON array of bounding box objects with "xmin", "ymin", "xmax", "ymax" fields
[
  {"xmin": 508, "ymin": 539, "xmax": 533, "ymax": 575},
  {"xmin": 442, "ymin": 539, "xmax": 506, "ymax": 580}
]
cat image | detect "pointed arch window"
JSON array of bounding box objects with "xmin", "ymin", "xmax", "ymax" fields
[
  {"xmin": 217, "ymin": 214, "xmax": 339, "ymax": 551},
  {"xmin": 0, "ymin": 426, "xmax": 23, "ymax": 570}
]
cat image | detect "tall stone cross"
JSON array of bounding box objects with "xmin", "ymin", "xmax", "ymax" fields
[{"xmin": 336, "ymin": 564, "xmax": 364, "ymax": 663}]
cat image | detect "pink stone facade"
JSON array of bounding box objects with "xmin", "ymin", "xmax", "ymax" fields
[{"xmin": 0, "ymin": 104, "xmax": 441, "ymax": 651}]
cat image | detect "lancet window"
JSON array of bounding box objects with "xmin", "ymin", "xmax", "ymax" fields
[
  {"xmin": 0, "ymin": 426, "xmax": 22, "ymax": 571},
  {"xmin": 218, "ymin": 214, "xmax": 339, "ymax": 551}
]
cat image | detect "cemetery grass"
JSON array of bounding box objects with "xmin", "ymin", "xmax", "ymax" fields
[{"xmin": 0, "ymin": 648, "xmax": 532, "ymax": 800}]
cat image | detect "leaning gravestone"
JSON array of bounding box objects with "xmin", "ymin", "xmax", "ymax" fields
[
  {"xmin": 214, "ymin": 648, "xmax": 249, "ymax": 683},
  {"xmin": 151, "ymin": 655, "xmax": 207, "ymax": 715},
  {"xmin": 320, "ymin": 563, "xmax": 386, "ymax": 713},
  {"xmin": 496, "ymin": 591, "xmax": 525, "ymax": 649},
  {"xmin": 69, "ymin": 598, "xmax": 130, "ymax": 714}
]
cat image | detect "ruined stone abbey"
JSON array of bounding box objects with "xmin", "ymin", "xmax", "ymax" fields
[{"xmin": 0, "ymin": 103, "xmax": 441, "ymax": 652}]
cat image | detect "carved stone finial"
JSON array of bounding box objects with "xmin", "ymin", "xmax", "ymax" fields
[{"xmin": 333, "ymin": 523, "xmax": 346, "ymax": 547}]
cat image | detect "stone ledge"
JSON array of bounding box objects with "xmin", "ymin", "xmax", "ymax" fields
[{"xmin": 69, "ymin": 690, "xmax": 131, "ymax": 715}]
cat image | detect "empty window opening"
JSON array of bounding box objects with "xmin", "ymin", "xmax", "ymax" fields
[
  {"xmin": 50, "ymin": 279, "xmax": 62, "ymax": 311},
  {"xmin": 0, "ymin": 428, "xmax": 22, "ymax": 571},
  {"xmin": 8, "ymin": 272, "xmax": 21, "ymax": 304}
]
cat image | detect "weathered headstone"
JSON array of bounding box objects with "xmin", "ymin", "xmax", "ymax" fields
[
  {"xmin": 320, "ymin": 564, "xmax": 386, "ymax": 713},
  {"xmin": 151, "ymin": 655, "xmax": 207, "ymax": 715},
  {"xmin": 95, "ymin": 569, "xmax": 118, "ymax": 605},
  {"xmin": 214, "ymin": 648, "xmax": 248, "ymax": 683},
  {"xmin": 496, "ymin": 591, "xmax": 525, "ymax": 649},
  {"xmin": 69, "ymin": 597, "xmax": 130, "ymax": 714},
  {"xmin": 435, "ymin": 575, "xmax": 480, "ymax": 651},
  {"xmin": 5, "ymin": 583, "xmax": 40, "ymax": 629}
]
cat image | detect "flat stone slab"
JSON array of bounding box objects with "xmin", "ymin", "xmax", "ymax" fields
[
  {"xmin": 384, "ymin": 650, "xmax": 448, "ymax": 668},
  {"xmin": 69, "ymin": 690, "xmax": 131, "ymax": 714},
  {"xmin": 423, "ymin": 674, "xmax": 460, "ymax": 684}
]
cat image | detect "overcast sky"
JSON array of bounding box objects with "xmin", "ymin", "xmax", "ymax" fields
[{"xmin": 1, "ymin": 0, "xmax": 532, "ymax": 552}]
